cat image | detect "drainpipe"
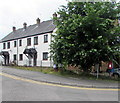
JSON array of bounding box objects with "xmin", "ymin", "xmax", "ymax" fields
[
  {"xmin": 17, "ymin": 39, "xmax": 18, "ymax": 65},
  {"xmin": 50, "ymin": 33, "xmax": 52, "ymax": 67}
]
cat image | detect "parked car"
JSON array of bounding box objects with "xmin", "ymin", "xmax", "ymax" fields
[
  {"xmin": 112, "ymin": 68, "xmax": 120, "ymax": 78},
  {"xmin": 106, "ymin": 68, "xmax": 120, "ymax": 78}
]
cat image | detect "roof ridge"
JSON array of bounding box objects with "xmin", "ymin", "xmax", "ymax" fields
[{"xmin": 0, "ymin": 19, "xmax": 55, "ymax": 42}]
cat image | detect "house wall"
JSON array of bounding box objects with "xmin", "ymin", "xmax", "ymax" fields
[
  {"xmin": 0, "ymin": 30, "xmax": 56, "ymax": 67},
  {"xmin": 0, "ymin": 43, "xmax": 3, "ymax": 65}
]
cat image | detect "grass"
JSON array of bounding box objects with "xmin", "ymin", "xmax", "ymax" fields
[{"xmin": 8, "ymin": 66, "xmax": 120, "ymax": 82}]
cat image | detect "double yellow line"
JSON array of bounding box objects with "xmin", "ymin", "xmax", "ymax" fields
[{"xmin": 0, "ymin": 72, "xmax": 119, "ymax": 91}]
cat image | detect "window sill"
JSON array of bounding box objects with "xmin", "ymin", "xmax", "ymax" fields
[
  {"xmin": 44, "ymin": 42, "xmax": 48, "ymax": 43},
  {"xmin": 19, "ymin": 60, "xmax": 23, "ymax": 61},
  {"xmin": 34, "ymin": 44, "xmax": 38, "ymax": 45},
  {"xmin": 43, "ymin": 59, "xmax": 48, "ymax": 61}
]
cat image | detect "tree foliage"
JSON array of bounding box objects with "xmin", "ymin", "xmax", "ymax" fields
[{"xmin": 50, "ymin": 1, "xmax": 120, "ymax": 71}]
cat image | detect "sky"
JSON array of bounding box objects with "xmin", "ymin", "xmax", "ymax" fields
[
  {"xmin": 0, "ymin": 0, "xmax": 68, "ymax": 40},
  {"xmin": 0, "ymin": 0, "xmax": 119, "ymax": 40}
]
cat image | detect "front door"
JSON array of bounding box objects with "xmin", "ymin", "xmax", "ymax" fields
[
  {"xmin": 33, "ymin": 53, "xmax": 37, "ymax": 66},
  {"xmin": 4, "ymin": 55, "xmax": 9, "ymax": 65}
]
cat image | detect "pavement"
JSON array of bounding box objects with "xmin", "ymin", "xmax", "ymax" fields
[{"xmin": 0, "ymin": 66, "xmax": 119, "ymax": 89}]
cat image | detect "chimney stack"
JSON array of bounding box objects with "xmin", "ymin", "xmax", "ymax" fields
[
  {"xmin": 13, "ymin": 26, "xmax": 16, "ymax": 32},
  {"xmin": 36, "ymin": 18, "xmax": 40, "ymax": 25},
  {"xmin": 53, "ymin": 12, "xmax": 57, "ymax": 18},
  {"xmin": 23, "ymin": 22, "xmax": 27, "ymax": 29}
]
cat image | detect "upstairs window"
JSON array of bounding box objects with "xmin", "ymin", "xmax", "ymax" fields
[
  {"xmin": 43, "ymin": 52, "xmax": 48, "ymax": 60},
  {"xmin": 27, "ymin": 38, "xmax": 31, "ymax": 46},
  {"xmin": 44, "ymin": 35, "xmax": 48, "ymax": 43},
  {"xmin": 7, "ymin": 42, "xmax": 10, "ymax": 49},
  {"xmin": 14, "ymin": 41, "xmax": 17, "ymax": 47},
  {"xmin": 3, "ymin": 43, "xmax": 6, "ymax": 49},
  {"xmin": 19, "ymin": 40, "xmax": 22, "ymax": 46},
  {"xmin": 34, "ymin": 36, "xmax": 38, "ymax": 45}
]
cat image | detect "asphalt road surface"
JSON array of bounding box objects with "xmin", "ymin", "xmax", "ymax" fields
[{"xmin": 1, "ymin": 72, "xmax": 119, "ymax": 101}]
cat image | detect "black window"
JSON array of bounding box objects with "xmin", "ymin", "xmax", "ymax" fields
[
  {"xmin": 44, "ymin": 35, "xmax": 48, "ymax": 43},
  {"xmin": 14, "ymin": 41, "xmax": 17, "ymax": 47},
  {"xmin": 19, "ymin": 40, "xmax": 22, "ymax": 46},
  {"xmin": 7, "ymin": 42, "xmax": 10, "ymax": 49},
  {"xmin": 19, "ymin": 54, "xmax": 23, "ymax": 61},
  {"xmin": 3, "ymin": 43, "xmax": 6, "ymax": 49},
  {"xmin": 13, "ymin": 54, "xmax": 17, "ymax": 61},
  {"xmin": 43, "ymin": 52, "xmax": 48, "ymax": 60},
  {"xmin": 27, "ymin": 38, "xmax": 31, "ymax": 46},
  {"xmin": 34, "ymin": 36, "xmax": 38, "ymax": 45}
]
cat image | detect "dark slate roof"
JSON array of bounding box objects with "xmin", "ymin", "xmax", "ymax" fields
[{"xmin": 0, "ymin": 20, "xmax": 56, "ymax": 42}]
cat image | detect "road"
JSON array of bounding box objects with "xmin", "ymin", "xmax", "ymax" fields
[{"xmin": 0, "ymin": 66, "xmax": 119, "ymax": 101}]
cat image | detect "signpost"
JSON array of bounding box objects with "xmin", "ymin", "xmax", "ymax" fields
[{"xmin": 95, "ymin": 64, "xmax": 99, "ymax": 79}]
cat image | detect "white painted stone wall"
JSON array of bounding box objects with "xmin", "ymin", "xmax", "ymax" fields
[
  {"xmin": 0, "ymin": 43, "xmax": 3, "ymax": 65},
  {"xmin": 0, "ymin": 29, "xmax": 56, "ymax": 67}
]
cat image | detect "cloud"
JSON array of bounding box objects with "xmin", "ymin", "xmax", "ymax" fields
[{"xmin": 0, "ymin": 0, "xmax": 67, "ymax": 40}]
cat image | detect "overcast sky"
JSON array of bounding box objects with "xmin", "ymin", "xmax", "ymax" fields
[
  {"xmin": 0, "ymin": 0, "xmax": 67, "ymax": 40},
  {"xmin": 0, "ymin": 0, "xmax": 119, "ymax": 40}
]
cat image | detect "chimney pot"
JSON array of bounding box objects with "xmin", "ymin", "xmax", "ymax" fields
[
  {"xmin": 53, "ymin": 12, "xmax": 57, "ymax": 18},
  {"xmin": 13, "ymin": 26, "xmax": 16, "ymax": 32},
  {"xmin": 36, "ymin": 18, "xmax": 40, "ymax": 25},
  {"xmin": 23, "ymin": 22, "xmax": 27, "ymax": 29}
]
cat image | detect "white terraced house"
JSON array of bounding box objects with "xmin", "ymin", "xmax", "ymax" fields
[{"xmin": 0, "ymin": 14, "xmax": 57, "ymax": 67}]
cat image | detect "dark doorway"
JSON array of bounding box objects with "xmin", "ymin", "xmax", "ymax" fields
[
  {"xmin": 5, "ymin": 55, "xmax": 9, "ymax": 65},
  {"xmin": 33, "ymin": 53, "xmax": 37, "ymax": 66},
  {"xmin": 23, "ymin": 48, "xmax": 37, "ymax": 66},
  {"xmin": 0, "ymin": 51, "xmax": 9, "ymax": 66}
]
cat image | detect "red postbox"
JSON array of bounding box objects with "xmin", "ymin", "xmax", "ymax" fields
[{"xmin": 108, "ymin": 61, "xmax": 113, "ymax": 69}]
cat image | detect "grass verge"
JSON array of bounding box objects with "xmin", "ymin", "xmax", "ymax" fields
[{"xmin": 7, "ymin": 66, "xmax": 120, "ymax": 82}]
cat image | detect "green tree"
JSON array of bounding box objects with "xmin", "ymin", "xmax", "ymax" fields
[{"xmin": 50, "ymin": 1, "xmax": 120, "ymax": 72}]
